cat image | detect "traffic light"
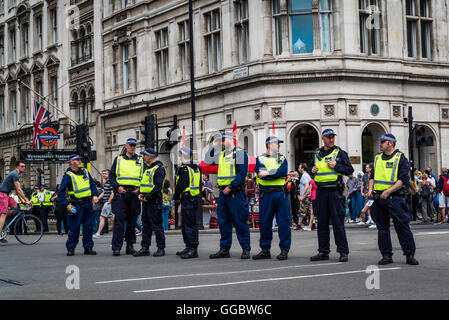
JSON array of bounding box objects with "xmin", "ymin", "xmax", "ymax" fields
[
  {"xmin": 141, "ymin": 115, "xmax": 155, "ymax": 148},
  {"xmin": 415, "ymin": 125, "xmax": 434, "ymax": 147},
  {"xmin": 166, "ymin": 115, "xmax": 178, "ymax": 149},
  {"xmin": 76, "ymin": 124, "xmax": 91, "ymax": 159}
]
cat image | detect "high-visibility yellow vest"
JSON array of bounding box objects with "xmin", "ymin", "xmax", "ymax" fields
[
  {"xmin": 66, "ymin": 168, "xmax": 92, "ymax": 199},
  {"xmin": 176, "ymin": 165, "xmax": 201, "ymax": 197},
  {"xmin": 314, "ymin": 147, "xmax": 341, "ymax": 183},
  {"xmin": 116, "ymin": 155, "xmax": 143, "ymax": 187},
  {"xmin": 140, "ymin": 164, "xmax": 166, "ymax": 194},
  {"xmin": 373, "ymin": 152, "xmax": 402, "ymax": 191},
  {"xmin": 42, "ymin": 191, "xmax": 53, "ymax": 206},
  {"xmin": 217, "ymin": 149, "xmax": 238, "ymax": 186},
  {"xmin": 31, "ymin": 192, "xmax": 41, "ymax": 207},
  {"xmin": 256, "ymin": 153, "xmax": 286, "ymax": 187},
  {"xmin": 9, "ymin": 194, "xmax": 25, "ymax": 210}
]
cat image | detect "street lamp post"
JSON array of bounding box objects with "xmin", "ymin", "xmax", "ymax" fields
[{"xmin": 189, "ymin": 0, "xmax": 196, "ymax": 162}]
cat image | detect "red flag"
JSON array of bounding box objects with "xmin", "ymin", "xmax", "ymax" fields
[
  {"xmin": 182, "ymin": 126, "xmax": 186, "ymax": 147},
  {"xmin": 233, "ymin": 121, "xmax": 238, "ymax": 146},
  {"xmin": 272, "ymin": 121, "xmax": 276, "ymax": 135}
]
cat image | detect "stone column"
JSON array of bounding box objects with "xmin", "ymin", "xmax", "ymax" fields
[{"xmin": 263, "ymin": 0, "xmax": 273, "ymax": 58}]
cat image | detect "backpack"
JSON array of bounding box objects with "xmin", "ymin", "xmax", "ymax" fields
[
  {"xmin": 409, "ymin": 179, "xmax": 417, "ymax": 195},
  {"xmin": 421, "ymin": 184, "xmax": 431, "ymax": 199},
  {"xmin": 442, "ymin": 176, "xmax": 449, "ymax": 197}
]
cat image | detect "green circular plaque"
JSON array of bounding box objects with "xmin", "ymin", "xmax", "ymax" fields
[{"xmin": 371, "ymin": 104, "xmax": 380, "ymax": 116}]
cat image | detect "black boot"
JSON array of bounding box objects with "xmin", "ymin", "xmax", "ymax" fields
[
  {"xmin": 406, "ymin": 255, "xmax": 419, "ymax": 265},
  {"xmin": 339, "ymin": 253, "xmax": 349, "ymax": 262},
  {"xmin": 67, "ymin": 248, "xmax": 75, "ymax": 256},
  {"xmin": 252, "ymin": 250, "xmax": 271, "ymax": 260},
  {"xmin": 241, "ymin": 250, "xmax": 251, "ymax": 259},
  {"xmin": 176, "ymin": 247, "xmax": 189, "ymax": 256},
  {"xmin": 126, "ymin": 244, "xmax": 136, "ymax": 255},
  {"xmin": 84, "ymin": 247, "xmax": 97, "ymax": 255},
  {"xmin": 133, "ymin": 247, "xmax": 150, "ymax": 257},
  {"xmin": 113, "ymin": 250, "xmax": 120, "ymax": 256},
  {"xmin": 276, "ymin": 250, "xmax": 288, "ymax": 261},
  {"xmin": 153, "ymin": 248, "xmax": 165, "ymax": 257},
  {"xmin": 310, "ymin": 252, "xmax": 329, "ymax": 261},
  {"xmin": 181, "ymin": 248, "xmax": 198, "ymax": 259},
  {"xmin": 378, "ymin": 254, "xmax": 393, "ymax": 265},
  {"xmin": 209, "ymin": 248, "xmax": 230, "ymax": 259}
]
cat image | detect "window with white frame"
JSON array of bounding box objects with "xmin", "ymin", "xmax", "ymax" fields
[
  {"xmin": 155, "ymin": 28, "xmax": 169, "ymax": 86},
  {"xmin": 406, "ymin": 0, "xmax": 432, "ymax": 59},
  {"xmin": 20, "ymin": 85, "xmax": 30, "ymax": 124},
  {"xmin": 122, "ymin": 43, "xmax": 130, "ymax": 91},
  {"xmin": 0, "ymin": 95, "xmax": 4, "ymax": 131},
  {"xmin": 178, "ymin": 20, "xmax": 190, "ymax": 80},
  {"xmin": 359, "ymin": 0, "xmax": 381, "ymax": 55},
  {"xmin": 51, "ymin": 76, "xmax": 58, "ymax": 118},
  {"xmin": 235, "ymin": 0, "xmax": 249, "ymax": 64},
  {"xmin": 35, "ymin": 80, "xmax": 43, "ymax": 101},
  {"xmin": 272, "ymin": 0, "xmax": 333, "ymax": 55},
  {"xmin": 0, "ymin": 34, "xmax": 4, "ymax": 67},
  {"xmin": 36, "ymin": 15, "xmax": 43, "ymax": 51},
  {"xmin": 10, "ymin": 29, "xmax": 16, "ymax": 61},
  {"xmin": 22, "ymin": 24, "xmax": 29, "ymax": 57},
  {"xmin": 121, "ymin": 0, "xmax": 128, "ymax": 9},
  {"xmin": 204, "ymin": 9, "xmax": 221, "ymax": 73},
  {"xmin": 50, "ymin": 8, "xmax": 58, "ymax": 44},
  {"xmin": 10, "ymin": 90, "xmax": 17, "ymax": 127}
]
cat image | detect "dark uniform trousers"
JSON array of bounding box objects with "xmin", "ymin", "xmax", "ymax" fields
[
  {"xmin": 316, "ymin": 188, "xmax": 349, "ymax": 254},
  {"xmin": 217, "ymin": 189, "xmax": 251, "ymax": 251},
  {"xmin": 370, "ymin": 195, "xmax": 416, "ymax": 256},
  {"xmin": 66, "ymin": 201, "xmax": 95, "ymax": 249},
  {"xmin": 141, "ymin": 201, "xmax": 166, "ymax": 249},
  {"xmin": 258, "ymin": 191, "xmax": 291, "ymax": 251},
  {"xmin": 181, "ymin": 196, "xmax": 200, "ymax": 249},
  {"xmin": 111, "ymin": 191, "xmax": 139, "ymax": 251}
]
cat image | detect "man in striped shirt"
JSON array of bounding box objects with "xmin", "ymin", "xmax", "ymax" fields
[{"xmin": 93, "ymin": 170, "xmax": 114, "ymax": 239}]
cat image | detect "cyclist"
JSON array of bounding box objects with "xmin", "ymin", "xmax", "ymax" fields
[{"xmin": 0, "ymin": 161, "xmax": 32, "ymax": 243}]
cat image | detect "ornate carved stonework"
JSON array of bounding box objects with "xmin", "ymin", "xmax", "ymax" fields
[
  {"xmin": 349, "ymin": 105, "xmax": 358, "ymax": 116},
  {"xmin": 272, "ymin": 107, "xmax": 282, "ymax": 119},
  {"xmin": 443, "ymin": 109, "xmax": 449, "ymax": 119},
  {"xmin": 324, "ymin": 105, "xmax": 335, "ymax": 117},
  {"xmin": 255, "ymin": 109, "xmax": 261, "ymax": 121},
  {"xmin": 393, "ymin": 105, "xmax": 401, "ymax": 118}
]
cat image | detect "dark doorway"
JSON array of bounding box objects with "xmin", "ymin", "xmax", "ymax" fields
[{"xmin": 294, "ymin": 125, "xmax": 319, "ymax": 169}]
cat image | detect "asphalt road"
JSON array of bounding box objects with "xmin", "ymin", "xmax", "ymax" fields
[{"xmin": 1, "ymin": 223, "xmax": 449, "ymax": 300}]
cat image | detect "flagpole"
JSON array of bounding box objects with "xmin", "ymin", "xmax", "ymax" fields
[{"xmin": 17, "ymin": 79, "xmax": 79, "ymax": 126}]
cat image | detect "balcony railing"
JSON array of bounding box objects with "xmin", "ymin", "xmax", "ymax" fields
[{"xmin": 71, "ymin": 54, "xmax": 92, "ymax": 66}]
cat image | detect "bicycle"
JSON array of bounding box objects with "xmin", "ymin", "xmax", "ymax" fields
[{"xmin": 1, "ymin": 205, "xmax": 43, "ymax": 245}]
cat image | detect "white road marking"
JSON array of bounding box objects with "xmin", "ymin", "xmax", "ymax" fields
[
  {"xmin": 96, "ymin": 262, "xmax": 342, "ymax": 284},
  {"xmin": 416, "ymin": 231, "xmax": 449, "ymax": 236},
  {"xmin": 134, "ymin": 267, "xmax": 401, "ymax": 294}
]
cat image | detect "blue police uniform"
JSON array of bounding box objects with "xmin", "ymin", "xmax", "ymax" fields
[
  {"xmin": 216, "ymin": 146, "xmax": 251, "ymax": 253},
  {"xmin": 174, "ymin": 162, "xmax": 202, "ymax": 251},
  {"xmin": 109, "ymin": 147, "xmax": 143, "ymax": 254},
  {"xmin": 140, "ymin": 160, "xmax": 166, "ymax": 252},
  {"xmin": 58, "ymin": 166, "xmax": 98, "ymax": 251},
  {"xmin": 369, "ymin": 149, "xmax": 417, "ymax": 259},
  {"xmin": 254, "ymin": 151, "xmax": 291, "ymax": 256},
  {"xmin": 309, "ymin": 143, "xmax": 354, "ymax": 258}
]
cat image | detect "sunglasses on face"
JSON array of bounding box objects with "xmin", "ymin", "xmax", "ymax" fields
[{"xmin": 20, "ymin": 165, "xmax": 26, "ymax": 168}]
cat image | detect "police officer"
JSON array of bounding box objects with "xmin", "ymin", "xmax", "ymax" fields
[
  {"xmin": 110, "ymin": 138, "xmax": 144, "ymax": 256},
  {"xmin": 31, "ymin": 186, "xmax": 42, "ymax": 230},
  {"xmin": 41, "ymin": 185, "xmax": 53, "ymax": 232},
  {"xmin": 210, "ymin": 132, "xmax": 251, "ymax": 259},
  {"xmin": 367, "ymin": 133, "xmax": 419, "ymax": 265},
  {"xmin": 253, "ymin": 136, "xmax": 291, "ymax": 261},
  {"xmin": 58, "ymin": 154, "xmax": 99, "ymax": 256},
  {"xmin": 133, "ymin": 148, "xmax": 167, "ymax": 257},
  {"xmin": 309, "ymin": 129, "xmax": 354, "ymax": 262},
  {"xmin": 174, "ymin": 147, "xmax": 202, "ymax": 259}
]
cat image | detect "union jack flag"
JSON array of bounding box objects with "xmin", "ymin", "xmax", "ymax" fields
[{"xmin": 33, "ymin": 101, "xmax": 54, "ymax": 150}]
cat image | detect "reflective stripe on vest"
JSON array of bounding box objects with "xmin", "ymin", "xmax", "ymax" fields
[
  {"xmin": 116, "ymin": 156, "xmax": 143, "ymax": 187},
  {"xmin": 257, "ymin": 154, "xmax": 286, "ymax": 187},
  {"xmin": 314, "ymin": 148, "xmax": 340, "ymax": 183},
  {"xmin": 66, "ymin": 169, "xmax": 92, "ymax": 199},
  {"xmin": 176, "ymin": 165, "xmax": 201, "ymax": 197},
  {"xmin": 217, "ymin": 150, "xmax": 236, "ymax": 186},
  {"xmin": 42, "ymin": 191, "xmax": 53, "ymax": 206},
  {"xmin": 10, "ymin": 194, "xmax": 25, "ymax": 210},
  {"xmin": 373, "ymin": 152, "xmax": 402, "ymax": 191},
  {"xmin": 140, "ymin": 165, "xmax": 166, "ymax": 194},
  {"xmin": 31, "ymin": 193, "xmax": 41, "ymax": 207}
]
